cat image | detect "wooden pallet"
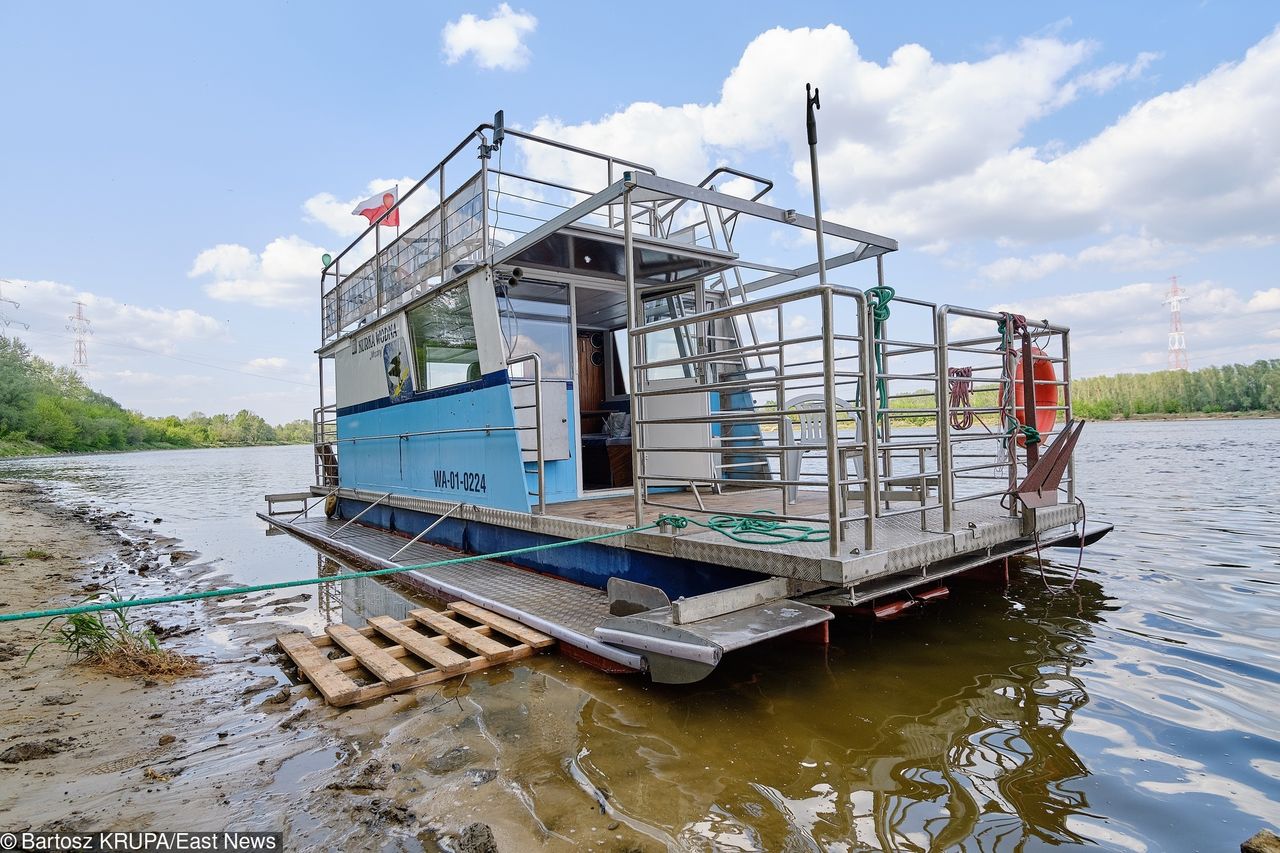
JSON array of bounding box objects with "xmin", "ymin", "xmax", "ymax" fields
[{"xmin": 277, "ymin": 600, "xmax": 555, "ymax": 707}]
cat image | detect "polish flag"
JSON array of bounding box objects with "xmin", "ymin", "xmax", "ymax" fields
[{"xmin": 352, "ymin": 188, "xmax": 400, "ymax": 227}]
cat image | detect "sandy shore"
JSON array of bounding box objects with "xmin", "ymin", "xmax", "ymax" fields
[
  {"xmin": 0, "ymin": 481, "xmax": 326, "ymax": 834},
  {"xmin": 0, "ymin": 481, "xmax": 658, "ymax": 851}
]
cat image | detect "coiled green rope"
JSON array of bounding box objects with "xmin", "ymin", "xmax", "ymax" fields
[
  {"xmin": 657, "ymin": 511, "xmax": 828, "ymax": 545},
  {"xmin": 866, "ymin": 285, "xmax": 895, "ymax": 425}
]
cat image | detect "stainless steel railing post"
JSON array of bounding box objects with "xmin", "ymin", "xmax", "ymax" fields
[
  {"xmin": 531, "ymin": 354, "xmax": 545, "ymax": 515},
  {"xmin": 820, "ymin": 286, "xmax": 842, "ymax": 557},
  {"xmin": 936, "ymin": 307, "xmax": 955, "ymax": 531},
  {"xmin": 860, "ymin": 294, "xmax": 879, "ymax": 551},
  {"xmin": 1062, "ymin": 327, "xmax": 1075, "ymax": 505},
  {"xmin": 623, "ymin": 182, "xmax": 644, "ymax": 528}
]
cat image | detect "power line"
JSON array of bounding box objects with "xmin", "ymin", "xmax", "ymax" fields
[
  {"xmin": 11, "ymin": 325, "xmax": 314, "ymax": 388},
  {"xmin": 0, "ymin": 279, "xmax": 28, "ymax": 330}
]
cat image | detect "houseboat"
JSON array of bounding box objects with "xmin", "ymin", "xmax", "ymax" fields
[{"xmin": 261, "ymin": 111, "xmax": 1111, "ymax": 684}]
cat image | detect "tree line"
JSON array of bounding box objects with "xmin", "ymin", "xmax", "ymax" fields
[
  {"xmin": 0, "ymin": 335, "xmax": 311, "ymax": 456},
  {"xmin": 1072, "ymin": 359, "xmax": 1280, "ymax": 418},
  {"xmin": 760, "ymin": 358, "xmax": 1279, "ymax": 426}
]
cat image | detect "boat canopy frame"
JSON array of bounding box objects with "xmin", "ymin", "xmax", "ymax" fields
[{"xmin": 313, "ymin": 118, "xmax": 1077, "ymax": 562}]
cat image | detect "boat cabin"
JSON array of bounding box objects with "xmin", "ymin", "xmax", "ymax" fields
[{"xmin": 263, "ymin": 115, "xmax": 1109, "ymax": 683}]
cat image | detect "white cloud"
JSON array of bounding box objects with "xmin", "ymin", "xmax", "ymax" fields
[
  {"xmin": 841, "ymin": 27, "xmax": 1280, "ymax": 246},
  {"xmin": 3, "ymin": 277, "xmax": 226, "ymax": 355},
  {"xmin": 526, "ymin": 104, "xmax": 713, "ymax": 195},
  {"xmin": 981, "ymin": 252, "xmax": 1071, "ymax": 284},
  {"xmin": 987, "ymin": 280, "xmax": 1280, "ymax": 375},
  {"xmin": 527, "ymin": 22, "xmax": 1279, "ymax": 263},
  {"xmin": 190, "ymin": 235, "xmax": 324, "ymax": 309},
  {"xmin": 1057, "ymin": 50, "xmax": 1159, "ymax": 101},
  {"xmin": 245, "ymin": 356, "xmax": 289, "ymax": 372},
  {"xmin": 530, "ymin": 28, "xmax": 1107, "ymax": 191},
  {"xmin": 189, "ymin": 243, "xmax": 254, "ymax": 279},
  {"xmin": 441, "ymin": 3, "xmax": 537, "ymax": 71},
  {"xmin": 980, "ymin": 232, "xmax": 1193, "ymax": 283},
  {"xmin": 1245, "ymin": 288, "xmax": 1280, "ymax": 313}
]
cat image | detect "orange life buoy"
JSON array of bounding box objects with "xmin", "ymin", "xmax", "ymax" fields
[{"xmin": 1013, "ymin": 347, "xmax": 1058, "ymax": 445}]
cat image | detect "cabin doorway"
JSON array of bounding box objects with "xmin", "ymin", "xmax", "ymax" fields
[
  {"xmin": 571, "ymin": 284, "xmax": 710, "ymax": 494},
  {"xmin": 573, "ymin": 285, "xmax": 633, "ymax": 491}
]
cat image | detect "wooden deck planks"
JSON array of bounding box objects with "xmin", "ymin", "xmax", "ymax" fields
[
  {"xmin": 278, "ymin": 633, "xmax": 361, "ymax": 706},
  {"xmin": 325, "ymin": 623, "xmax": 418, "ymax": 688},
  {"xmin": 449, "ymin": 601, "xmax": 555, "ymax": 648},
  {"xmin": 368, "ymin": 615, "xmax": 471, "ymax": 674},
  {"xmin": 278, "ymin": 602, "xmax": 554, "ymax": 707},
  {"xmin": 410, "ymin": 608, "xmax": 515, "ymax": 661}
]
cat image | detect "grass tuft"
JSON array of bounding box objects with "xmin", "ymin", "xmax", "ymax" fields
[
  {"xmin": 28, "ymin": 590, "xmax": 200, "ymax": 679},
  {"xmin": 24, "ymin": 547, "xmax": 54, "ymax": 560}
]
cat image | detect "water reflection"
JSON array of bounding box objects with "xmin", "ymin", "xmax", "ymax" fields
[{"xmin": 526, "ymin": 569, "xmax": 1113, "ymax": 851}]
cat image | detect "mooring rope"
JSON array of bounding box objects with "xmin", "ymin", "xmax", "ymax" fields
[
  {"xmin": 947, "ymin": 366, "xmax": 974, "ymax": 430},
  {"xmin": 866, "ymin": 284, "xmax": 895, "ymax": 427},
  {"xmin": 0, "ymin": 510, "xmax": 826, "ymax": 625}
]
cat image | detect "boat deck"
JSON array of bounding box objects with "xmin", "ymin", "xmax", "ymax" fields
[
  {"xmin": 267, "ymin": 514, "xmax": 645, "ymax": 669},
  {"xmin": 304, "ymin": 485, "xmax": 1083, "ymax": 585}
]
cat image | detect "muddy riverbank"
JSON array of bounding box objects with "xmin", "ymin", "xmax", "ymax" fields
[{"xmin": 0, "ymin": 480, "xmax": 641, "ymax": 851}]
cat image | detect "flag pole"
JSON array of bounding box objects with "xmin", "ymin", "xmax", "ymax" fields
[{"xmin": 395, "ymin": 184, "xmax": 400, "ymax": 241}]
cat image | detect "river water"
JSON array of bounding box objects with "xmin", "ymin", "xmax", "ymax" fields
[{"xmin": 3, "ymin": 420, "xmax": 1277, "ymax": 851}]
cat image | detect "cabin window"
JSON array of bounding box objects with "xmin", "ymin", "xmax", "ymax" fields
[
  {"xmin": 605, "ymin": 290, "xmax": 698, "ymax": 396},
  {"xmin": 406, "ymin": 284, "xmax": 481, "ymax": 390},
  {"xmin": 500, "ymin": 282, "xmax": 572, "ymax": 380}
]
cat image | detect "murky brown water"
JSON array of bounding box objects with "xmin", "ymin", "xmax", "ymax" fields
[{"xmin": 4, "ymin": 420, "xmax": 1278, "ymax": 851}]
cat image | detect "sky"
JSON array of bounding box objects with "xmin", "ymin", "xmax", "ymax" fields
[{"xmin": 1, "ymin": 1, "xmax": 1277, "ymax": 424}]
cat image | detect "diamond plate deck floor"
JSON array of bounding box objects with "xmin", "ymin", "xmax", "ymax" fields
[{"xmin": 276, "ymin": 516, "xmax": 641, "ymax": 669}]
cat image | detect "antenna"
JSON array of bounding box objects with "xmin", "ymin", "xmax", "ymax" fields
[
  {"xmin": 67, "ymin": 300, "xmax": 92, "ymax": 369},
  {"xmin": 804, "ymin": 83, "xmax": 828, "ymax": 287},
  {"xmin": 0, "ymin": 279, "xmax": 29, "ymax": 331},
  {"xmin": 1162, "ymin": 276, "xmax": 1190, "ymax": 371}
]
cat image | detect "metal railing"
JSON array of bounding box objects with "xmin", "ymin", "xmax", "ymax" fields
[
  {"xmin": 320, "ymin": 123, "xmax": 659, "ymax": 346},
  {"xmin": 937, "ymin": 305, "xmax": 1075, "ymax": 531},
  {"xmin": 621, "ymin": 246, "xmax": 1074, "ymax": 558},
  {"xmin": 508, "ymin": 353, "xmax": 545, "ymax": 514},
  {"xmin": 626, "ymin": 274, "xmax": 877, "ymax": 558}
]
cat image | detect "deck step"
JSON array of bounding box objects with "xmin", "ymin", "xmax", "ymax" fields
[
  {"xmin": 277, "ymin": 633, "xmax": 361, "ymax": 706},
  {"xmin": 277, "ymin": 603, "xmax": 555, "ymax": 707},
  {"xmin": 595, "ymin": 597, "xmax": 832, "ymax": 684},
  {"xmin": 411, "ymin": 609, "xmax": 515, "ymax": 662}
]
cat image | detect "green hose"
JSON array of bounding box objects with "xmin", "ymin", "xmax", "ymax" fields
[{"xmin": 657, "ymin": 511, "xmax": 828, "ymax": 545}]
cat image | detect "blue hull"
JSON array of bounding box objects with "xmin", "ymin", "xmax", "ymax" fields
[{"xmin": 336, "ymin": 497, "xmax": 765, "ymax": 600}]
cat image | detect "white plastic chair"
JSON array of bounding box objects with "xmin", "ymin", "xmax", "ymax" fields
[{"xmin": 780, "ymin": 393, "xmax": 861, "ymax": 503}]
